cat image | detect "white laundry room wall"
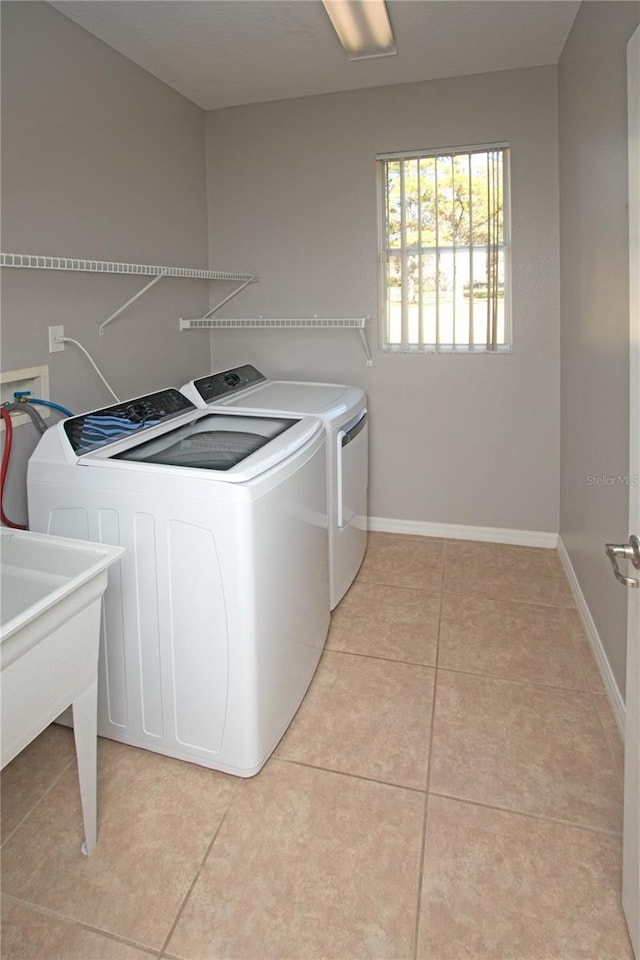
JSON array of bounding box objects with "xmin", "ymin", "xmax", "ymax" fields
[
  {"xmin": 1, "ymin": 1, "xmax": 210, "ymax": 523},
  {"xmin": 204, "ymin": 66, "xmax": 561, "ymax": 538}
]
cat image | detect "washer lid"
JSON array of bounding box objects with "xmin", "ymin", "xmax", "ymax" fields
[
  {"xmin": 113, "ymin": 413, "xmax": 298, "ymax": 472},
  {"xmin": 57, "ymin": 388, "xmax": 323, "ymax": 481},
  {"xmin": 81, "ymin": 410, "xmax": 323, "ymax": 482}
]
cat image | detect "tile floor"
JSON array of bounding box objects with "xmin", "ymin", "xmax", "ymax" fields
[{"xmin": 0, "ymin": 534, "xmax": 634, "ymax": 960}]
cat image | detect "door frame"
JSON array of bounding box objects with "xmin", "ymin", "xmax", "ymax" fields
[{"xmin": 622, "ymin": 22, "xmax": 640, "ymax": 960}]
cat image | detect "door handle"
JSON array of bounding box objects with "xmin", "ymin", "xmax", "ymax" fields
[
  {"xmin": 605, "ymin": 534, "xmax": 640, "ymax": 587},
  {"xmin": 336, "ymin": 429, "xmax": 345, "ymax": 529}
]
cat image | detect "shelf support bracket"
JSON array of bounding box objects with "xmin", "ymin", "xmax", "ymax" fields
[
  {"xmin": 359, "ymin": 324, "xmax": 373, "ymax": 366},
  {"xmin": 99, "ymin": 270, "xmax": 168, "ymax": 334},
  {"xmin": 203, "ymin": 277, "xmax": 256, "ymax": 319}
]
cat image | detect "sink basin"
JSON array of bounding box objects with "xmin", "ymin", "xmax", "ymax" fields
[{"xmin": 1, "ymin": 530, "xmax": 124, "ymax": 853}]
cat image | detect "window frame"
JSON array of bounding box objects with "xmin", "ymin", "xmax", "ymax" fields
[{"xmin": 377, "ymin": 142, "xmax": 512, "ymax": 354}]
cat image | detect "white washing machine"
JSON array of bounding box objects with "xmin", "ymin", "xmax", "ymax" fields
[
  {"xmin": 181, "ymin": 365, "xmax": 368, "ymax": 609},
  {"xmin": 27, "ymin": 388, "xmax": 329, "ymax": 777}
]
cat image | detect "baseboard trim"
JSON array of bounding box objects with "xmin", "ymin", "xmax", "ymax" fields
[
  {"xmin": 556, "ymin": 536, "xmax": 626, "ymax": 738},
  {"xmin": 367, "ymin": 516, "xmax": 558, "ymax": 549}
]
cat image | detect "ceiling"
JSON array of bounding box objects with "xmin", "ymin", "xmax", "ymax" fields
[{"xmin": 49, "ymin": 0, "xmax": 581, "ymax": 111}]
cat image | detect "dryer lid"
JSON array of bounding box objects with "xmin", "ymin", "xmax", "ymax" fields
[
  {"xmin": 221, "ymin": 381, "xmax": 354, "ymax": 415},
  {"xmin": 187, "ymin": 365, "xmax": 365, "ymax": 424}
]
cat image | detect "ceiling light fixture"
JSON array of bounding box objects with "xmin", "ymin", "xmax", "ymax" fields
[{"xmin": 322, "ymin": 0, "xmax": 397, "ymax": 61}]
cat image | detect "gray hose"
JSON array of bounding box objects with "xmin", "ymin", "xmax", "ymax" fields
[{"xmin": 3, "ymin": 401, "xmax": 48, "ymax": 435}]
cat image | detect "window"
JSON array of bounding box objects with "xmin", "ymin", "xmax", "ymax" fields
[{"xmin": 378, "ymin": 144, "xmax": 511, "ymax": 352}]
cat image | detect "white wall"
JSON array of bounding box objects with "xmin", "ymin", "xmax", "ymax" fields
[
  {"xmin": 205, "ymin": 66, "xmax": 561, "ymax": 534},
  {"xmin": 558, "ymin": 0, "xmax": 640, "ymax": 697},
  {"xmin": 1, "ymin": 2, "xmax": 211, "ymax": 521}
]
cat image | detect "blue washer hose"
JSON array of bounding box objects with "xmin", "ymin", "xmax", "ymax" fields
[{"xmin": 13, "ymin": 392, "xmax": 74, "ymax": 417}]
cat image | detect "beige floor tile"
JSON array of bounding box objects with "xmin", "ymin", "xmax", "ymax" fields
[
  {"xmin": 0, "ymin": 896, "xmax": 155, "ymax": 960},
  {"xmin": 438, "ymin": 595, "xmax": 589, "ymax": 689},
  {"xmin": 1, "ymin": 724, "xmax": 76, "ymax": 842},
  {"xmin": 275, "ymin": 650, "xmax": 434, "ymax": 788},
  {"xmin": 166, "ymin": 759, "xmax": 425, "ymax": 960},
  {"xmin": 417, "ymin": 795, "xmax": 633, "ymax": 960},
  {"xmin": 430, "ymin": 670, "xmax": 622, "ymax": 831},
  {"xmin": 443, "ymin": 541, "xmax": 575, "ymax": 606},
  {"xmin": 328, "ymin": 598, "xmax": 440, "ymax": 664},
  {"xmin": 446, "ymin": 540, "xmax": 558, "ymax": 573},
  {"xmin": 0, "ymin": 739, "xmax": 238, "ymax": 950},
  {"xmin": 337, "ymin": 581, "xmax": 440, "ymax": 623},
  {"xmin": 3, "ymin": 537, "xmax": 627, "ymax": 959},
  {"xmin": 356, "ymin": 532, "xmax": 445, "ymax": 591}
]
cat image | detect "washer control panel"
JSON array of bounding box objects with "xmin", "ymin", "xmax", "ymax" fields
[
  {"xmin": 64, "ymin": 388, "xmax": 196, "ymax": 454},
  {"xmin": 193, "ymin": 365, "xmax": 266, "ymax": 403}
]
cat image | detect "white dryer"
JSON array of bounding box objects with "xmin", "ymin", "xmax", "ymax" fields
[
  {"xmin": 27, "ymin": 388, "xmax": 329, "ymax": 777},
  {"xmin": 181, "ymin": 365, "xmax": 368, "ymax": 609}
]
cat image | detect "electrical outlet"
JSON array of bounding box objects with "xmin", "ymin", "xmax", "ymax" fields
[{"xmin": 48, "ymin": 325, "xmax": 64, "ymax": 352}]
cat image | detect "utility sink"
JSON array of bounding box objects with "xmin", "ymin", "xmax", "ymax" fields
[{"xmin": 1, "ymin": 530, "xmax": 124, "ymax": 854}]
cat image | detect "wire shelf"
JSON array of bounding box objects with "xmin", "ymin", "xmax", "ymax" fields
[
  {"xmin": 179, "ymin": 317, "xmax": 374, "ymax": 365},
  {"xmin": 1, "ymin": 251, "xmax": 372, "ymax": 362},
  {"xmin": 179, "ymin": 317, "xmax": 366, "ymax": 330},
  {"xmin": 0, "ymin": 252, "xmax": 256, "ymax": 283}
]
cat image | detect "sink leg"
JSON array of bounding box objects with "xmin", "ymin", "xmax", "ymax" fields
[{"xmin": 72, "ymin": 677, "xmax": 98, "ymax": 856}]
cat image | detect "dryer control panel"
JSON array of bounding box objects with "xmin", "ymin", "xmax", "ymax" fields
[
  {"xmin": 64, "ymin": 388, "xmax": 196, "ymax": 455},
  {"xmin": 193, "ymin": 365, "xmax": 266, "ymax": 404}
]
